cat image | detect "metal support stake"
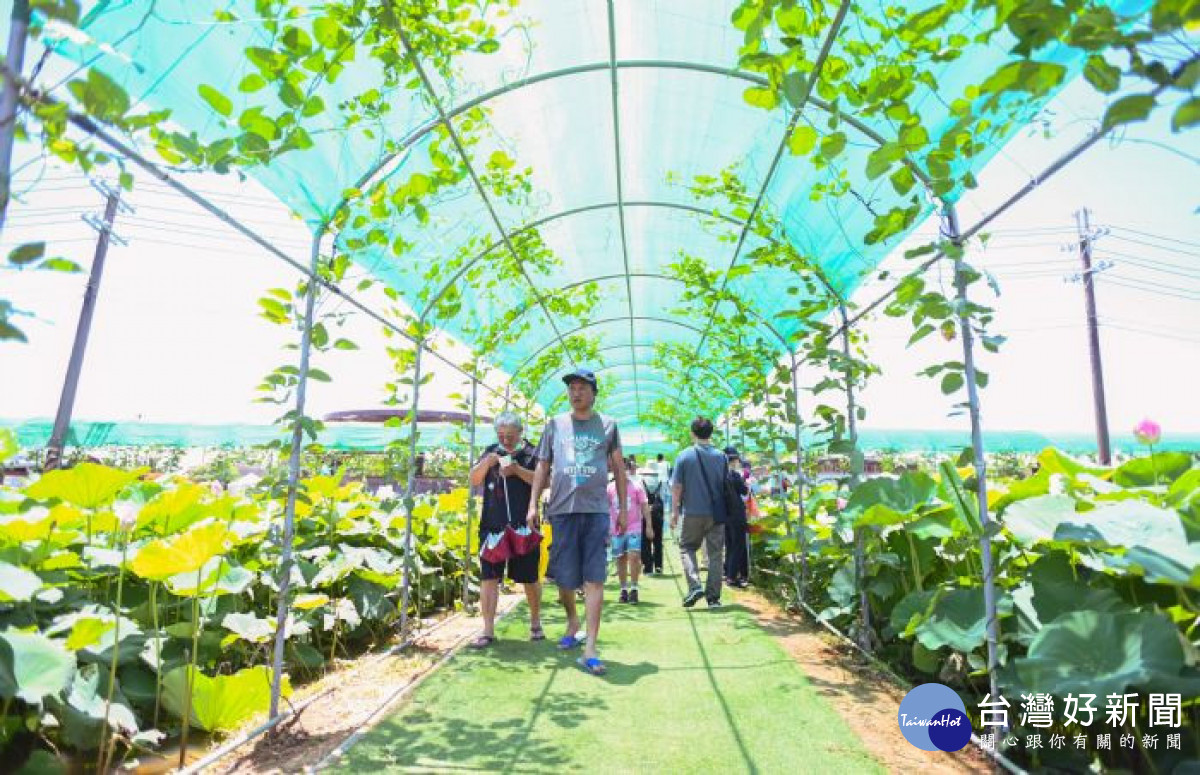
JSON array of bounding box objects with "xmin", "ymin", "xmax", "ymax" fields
[
  {"xmin": 0, "ymin": 0, "xmax": 30, "ymax": 238},
  {"xmin": 398, "ymin": 340, "xmax": 426, "ymax": 640},
  {"xmin": 45, "ymin": 186, "xmax": 125, "ymax": 469},
  {"xmin": 268, "ymin": 231, "xmax": 323, "ymax": 721},
  {"xmin": 945, "ymin": 205, "xmax": 1001, "ymax": 703},
  {"xmin": 464, "ymin": 373, "xmax": 479, "ymax": 613},
  {"xmin": 789, "ymin": 354, "xmax": 806, "ymax": 604},
  {"xmin": 839, "ymin": 303, "xmax": 870, "ymax": 651}
]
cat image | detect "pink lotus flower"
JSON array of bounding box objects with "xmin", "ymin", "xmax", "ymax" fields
[{"xmin": 1133, "ymin": 419, "xmax": 1161, "ymax": 446}]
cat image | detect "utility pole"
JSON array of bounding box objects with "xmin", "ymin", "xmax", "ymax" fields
[
  {"xmin": 45, "ymin": 181, "xmax": 131, "ymax": 469},
  {"xmin": 1072, "ymin": 208, "xmax": 1112, "ymax": 465}
]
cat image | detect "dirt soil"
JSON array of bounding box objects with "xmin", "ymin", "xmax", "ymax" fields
[
  {"xmin": 167, "ymin": 595, "xmax": 520, "ymax": 775},
  {"xmin": 732, "ymin": 587, "xmax": 996, "ymax": 774}
]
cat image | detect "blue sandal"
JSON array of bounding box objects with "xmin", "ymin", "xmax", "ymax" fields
[
  {"xmin": 577, "ymin": 656, "xmax": 607, "ymax": 676},
  {"xmin": 556, "ymin": 633, "xmax": 584, "ymax": 650}
]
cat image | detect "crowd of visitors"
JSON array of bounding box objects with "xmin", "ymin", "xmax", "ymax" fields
[{"xmin": 468, "ymin": 367, "xmax": 765, "ymax": 675}]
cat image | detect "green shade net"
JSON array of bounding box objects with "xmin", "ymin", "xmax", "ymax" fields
[{"xmin": 59, "ymin": 0, "xmax": 1151, "ymax": 436}]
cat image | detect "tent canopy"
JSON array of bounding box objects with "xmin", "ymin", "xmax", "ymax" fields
[{"xmin": 61, "ymin": 0, "xmax": 1144, "ymax": 435}]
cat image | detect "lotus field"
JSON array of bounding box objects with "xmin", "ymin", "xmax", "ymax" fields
[{"xmin": 0, "ymin": 461, "xmax": 472, "ymax": 768}]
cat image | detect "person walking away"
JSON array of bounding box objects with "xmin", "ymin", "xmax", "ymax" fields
[
  {"xmin": 654, "ymin": 452, "xmax": 672, "ymax": 515},
  {"xmin": 722, "ymin": 447, "xmax": 750, "ymax": 588},
  {"xmin": 641, "ymin": 463, "xmax": 665, "ymax": 575},
  {"xmin": 609, "ymin": 457, "xmax": 651, "ymax": 603},
  {"xmin": 528, "ymin": 368, "xmax": 626, "ymax": 676},
  {"xmin": 467, "ymin": 412, "xmax": 542, "ymax": 647},
  {"xmin": 670, "ymin": 417, "xmax": 728, "ymax": 608}
]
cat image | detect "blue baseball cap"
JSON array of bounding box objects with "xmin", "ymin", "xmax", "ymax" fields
[{"xmin": 561, "ymin": 367, "xmax": 598, "ymax": 392}]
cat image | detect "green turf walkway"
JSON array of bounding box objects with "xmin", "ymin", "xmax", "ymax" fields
[{"xmin": 336, "ymin": 548, "xmax": 882, "ymax": 774}]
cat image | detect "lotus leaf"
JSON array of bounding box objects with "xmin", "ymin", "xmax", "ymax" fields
[
  {"xmin": 1010, "ymin": 610, "xmax": 1186, "ymax": 698},
  {"xmin": 1112, "ymin": 452, "xmax": 1192, "ymax": 487},
  {"xmin": 0, "ymin": 630, "xmax": 75, "ymax": 703},
  {"xmin": 23, "ymin": 463, "xmax": 142, "ymax": 509},
  {"xmin": 222, "ymin": 612, "xmax": 274, "ymax": 644},
  {"xmin": 129, "ymin": 522, "xmax": 231, "ymax": 581},
  {"xmin": 165, "ymin": 558, "xmax": 254, "ymax": 596},
  {"xmin": 163, "ymin": 665, "xmax": 290, "ymax": 732},
  {"xmin": 0, "ymin": 561, "xmax": 43, "ymax": 602}
]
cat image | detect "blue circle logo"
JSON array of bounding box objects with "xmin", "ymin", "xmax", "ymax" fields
[{"xmin": 897, "ymin": 683, "xmax": 972, "ymax": 751}]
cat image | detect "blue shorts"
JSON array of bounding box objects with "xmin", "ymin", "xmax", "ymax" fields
[
  {"xmin": 548, "ymin": 513, "xmax": 608, "ymax": 589},
  {"xmin": 610, "ymin": 533, "xmax": 642, "ymax": 559}
]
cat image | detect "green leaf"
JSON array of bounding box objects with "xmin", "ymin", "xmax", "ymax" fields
[
  {"xmin": 0, "ymin": 428, "xmax": 16, "ymax": 464},
  {"xmin": 221, "ymin": 612, "xmax": 274, "ymax": 644},
  {"xmin": 787, "ymin": 124, "xmax": 817, "ymax": 156},
  {"xmin": 1113, "ymin": 451, "xmax": 1192, "ymax": 486},
  {"xmin": 8, "ymin": 242, "xmax": 46, "ymax": 266},
  {"xmin": 1102, "ymin": 94, "xmax": 1155, "ymax": 131},
  {"xmin": 1172, "ymin": 97, "xmax": 1200, "ymax": 132},
  {"xmin": 38, "ymin": 258, "xmax": 82, "ymax": 273},
  {"xmin": 237, "ymin": 74, "xmax": 267, "ymax": 93},
  {"xmin": 129, "ymin": 522, "xmax": 231, "ymax": 582},
  {"xmin": 24, "ymin": 463, "xmax": 141, "ymax": 508},
  {"xmin": 0, "ymin": 561, "xmax": 43, "ymax": 602},
  {"xmin": 477, "ymin": 39, "xmax": 500, "ymax": 54},
  {"xmin": 333, "ymin": 338, "xmax": 359, "ymax": 351},
  {"xmin": 0, "ymin": 630, "xmax": 75, "ymax": 703},
  {"xmin": 939, "ymin": 371, "xmax": 963, "ymax": 394},
  {"xmin": 163, "ymin": 665, "xmax": 290, "ymax": 732},
  {"xmin": 1011, "ymin": 611, "xmax": 1188, "ymax": 698},
  {"xmin": 198, "ymin": 84, "xmax": 233, "ymax": 117},
  {"xmin": 743, "ymin": 87, "xmax": 779, "ymax": 110},
  {"xmin": 819, "ymin": 131, "xmax": 846, "ymax": 161},
  {"xmin": 1083, "ymin": 55, "xmax": 1121, "ymax": 94},
  {"xmin": 915, "ymin": 587, "xmax": 998, "ymax": 653}
]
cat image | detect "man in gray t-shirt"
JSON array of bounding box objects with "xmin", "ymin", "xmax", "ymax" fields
[{"xmin": 528, "ymin": 368, "xmax": 626, "ymax": 676}]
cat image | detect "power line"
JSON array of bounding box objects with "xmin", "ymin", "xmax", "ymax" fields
[
  {"xmin": 1107, "ymin": 225, "xmax": 1200, "ymax": 251},
  {"xmin": 1100, "ymin": 276, "xmax": 1200, "ymax": 302},
  {"xmin": 1092, "ymin": 248, "xmax": 1200, "ymax": 279},
  {"xmin": 1100, "ymin": 322, "xmax": 1200, "ymax": 345},
  {"xmin": 1106, "ymin": 232, "xmax": 1200, "ymax": 258}
]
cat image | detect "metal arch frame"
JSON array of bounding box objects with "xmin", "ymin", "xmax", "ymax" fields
[
  {"xmin": 416, "ymin": 199, "xmax": 745, "ymax": 322},
  {"xmin": 491, "ymin": 270, "xmax": 800, "ymax": 358},
  {"xmin": 685, "ymin": 0, "xmax": 852, "ymax": 371},
  {"xmin": 507, "ymin": 313, "xmax": 777, "ymax": 392},
  {"xmin": 605, "ymin": 0, "xmax": 642, "ymax": 423},
  {"xmin": 396, "ymin": 29, "xmax": 579, "ymax": 368},
  {"xmin": 337, "ymin": 60, "xmax": 934, "ymax": 220},
  {"xmin": 591, "ymin": 342, "xmax": 740, "ymax": 397}
]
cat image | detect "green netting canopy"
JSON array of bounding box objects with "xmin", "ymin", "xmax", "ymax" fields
[{"xmin": 60, "ymin": 0, "xmax": 1150, "ymax": 439}]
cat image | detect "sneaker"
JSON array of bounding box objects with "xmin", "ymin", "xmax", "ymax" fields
[
  {"xmin": 629, "ymin": 588, "xmax": 639, "ymax": 605},
  {"xmin": 619, "ymin": 588, "xmax": 629, "ymax": 604},
  {"xmin": 683, "ymin": 588, "xmax": 704, "ymax": 608},
  {"xmin": 707, "ymin": 598, "xmax": 722, "ymax": 609}
]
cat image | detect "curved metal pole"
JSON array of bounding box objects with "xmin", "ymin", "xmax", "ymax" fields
[
  {"xmin": 0, "ymin": 0, "xmax": 30, "ymax": 239},
  {"xmin": 837, "ymin": 301, "xmax": 871, "ymax": 652},
  {"xmin": 338, "ymin": 59, "xmax": 932, "ymax": 219},
  {"xmin": 789, "ymin": 352, "xmax": 807, "ymax": 604},
  {"xmin": 269, "ymin": 230, "xmax": 323, "ymax": 720},
  {"xmin": 687, "ymin": 0, "xmax": 852, "ymax": 367},
  {"xmin": 464, "ymin": 373, "xmax": 479, "ymax": 614},
  {"xmin": 397, "ymin": 339, "xmax": 426, "ymax": 641},
  {"xmin": 945, "ymin": 205, "xmax": 1000, "ymax": 704}
]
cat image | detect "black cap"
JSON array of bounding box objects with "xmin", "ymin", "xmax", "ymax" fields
[
  {"xmin": 561, "ymin": 368, "xmax": 598, "ymax": 391},
  {"xmin": 723, "ymin": 446, "xmax": 740, "ymax": 459}
]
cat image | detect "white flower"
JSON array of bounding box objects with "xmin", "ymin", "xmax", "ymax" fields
[
  {"xmin": 375, "ymin": 485, "xmax": 396, "ymax": 501},
  {"xmin": 114, "ymin": 500, "xmax": 139, "ymax": 531}
]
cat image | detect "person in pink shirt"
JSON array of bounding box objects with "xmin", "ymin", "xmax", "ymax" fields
[{"xmin": 608, "ymin": 456, "xmax": 652, "ymax": 604}]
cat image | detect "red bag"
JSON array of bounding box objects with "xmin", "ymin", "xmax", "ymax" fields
[
  {"xmin": 480, "ymin": 529, "xmax": 513, "ymax": 563},
  {"xmin": 506, "ymin": 525, "xmax": 542, "ymax": 556}
]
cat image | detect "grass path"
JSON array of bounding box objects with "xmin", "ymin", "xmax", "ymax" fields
[{"xmin": 335, "ymin": 546, "xmax": 883, "ymax": 773}]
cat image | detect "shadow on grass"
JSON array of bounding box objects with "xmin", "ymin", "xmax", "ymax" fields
[{"xmin": 343, "ymin": 658, "xmax": 621, "ymax": 774}]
